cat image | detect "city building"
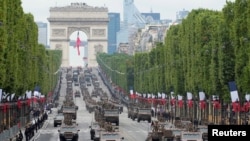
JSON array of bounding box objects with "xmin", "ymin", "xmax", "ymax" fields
[
  {"xmin": 117, "ymin": 0, "xmax": 147, "ymax": 52},
  {"xmin": 141, "ymin": 13, "xmax": 160, "ymax": 23},
  {"xmin": 108, "ymin": 13, "xmax": 120, "ymax": 54},
  {"xmin": 176, "ymin": 9, "xmax": 189, "ymax": 20},
  {"xmin": 36, "ymin": 22, "xmax": 48, "ymax": 47}
]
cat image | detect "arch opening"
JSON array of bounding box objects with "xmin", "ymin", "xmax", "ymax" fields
[{"xmin": 69, "ymin": 31, "xmax": 88, "ymax": 68}]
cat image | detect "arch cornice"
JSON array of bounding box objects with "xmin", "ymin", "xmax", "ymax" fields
[{"xmin": 67, "ymin": 27, "xmax": 90, "ymax": 39}]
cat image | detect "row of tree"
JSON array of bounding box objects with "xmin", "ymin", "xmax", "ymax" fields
[
  {"xmin": 0, "ymin": 0, "xmax": 62, "ymax": 96},
  {"xmin": 97, "ymin": 0, "xmax": 250, "ymax": 103}
]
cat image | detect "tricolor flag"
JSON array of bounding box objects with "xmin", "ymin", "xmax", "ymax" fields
[
  {"xmin": 177, "ymin": 95, "xmax": 183, "ymax": 108},
  {"xmin": 170, "ymin": 92, "xmax": 176, "ymax": 106},
  {"xmin": 212, "ymin": 95, "xmax": 220, "ymax": 109},
  {"xmin": 228, "ymin": 81, "xmax": 240, "ymax": 112},
  {"xmin": 75, "ymin": 31, "xmax": 81, "ymax": 56},
  {"xmin": 199, "ymin": 91, "xmax": 206, "ymax": 109},
  {"xmin": 242, "ymin": 94, "xmax": 250, "ymax": 112},
  {"xmin": 187, "ymin": 92, "xmax": 193, "ymax": 108}
]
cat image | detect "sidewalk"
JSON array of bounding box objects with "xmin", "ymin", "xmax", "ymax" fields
[{"xmin": 11, "ymin": 110, "xmax": 55, "ymax": 141}]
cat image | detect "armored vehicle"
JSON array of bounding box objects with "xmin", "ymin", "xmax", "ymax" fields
[
  {"xmin": 99, "ymin": 131, "xmax": 124, "ymax": 141},
  {"xmin": 137, "ymin": 108, "xmax": 151, "ymax": 123},
  {"xmin": 58, "ymin": 108, "xmax": 80, "ymax": 141},
  {"xmin": 58, "ymin": 126, "xmax": 80, "ymax": 141},
  {"xmin": 63, "ymin": 106, "xmax": 77, "ymax": 120},
  {"xmin": 54, "ymin": 114, "xmax": 64, "ymax": 127},
  {"xmin": 103, "ymin": 109, "xmax": 120, "ymax": 126},
  {"xmin": 145, "ymin": 121, "xmax": 175, "ymax": 141},
  {"xmin": 129, "ymin": 107, "xmax": 139, "ymax": 121},
  {"xmin": 181, "ymin": 131, "xmax": 203, "ymax": 141}
]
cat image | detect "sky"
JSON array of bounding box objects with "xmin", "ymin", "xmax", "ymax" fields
[
  {"xmin": 21, "ymin": 0, "xmax": 232, "ymax": 22},
  {"xmin": 20, "ymin": 0, "xmax": 233, "ymax": 67}
]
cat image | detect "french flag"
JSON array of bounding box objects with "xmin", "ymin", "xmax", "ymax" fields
[{"xmin": 229, "ymin": 81, "xmax": 241, "ymax": 112}]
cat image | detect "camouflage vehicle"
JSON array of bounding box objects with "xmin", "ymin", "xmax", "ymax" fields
[
  {"xmin": 137, "ymin": 108, "xmax": 151, "ymax": 123},
  {"xmin": 99, "ymin": 122, "xmax": 124, "ymax": 141},
  {"xmin": 58, "ymin": 125, "xmax": 80, "ymax": 141},
  {"xmin": 99, "ymin": 131, "xmax": 124, "ymax": 141},
  {"xmin": 129, "ymin": 107, "xmax": 139, "ymax": 121},
  {"xmin": 63, "ymin": 106, "xmax": 77, "ymax": 120},
  {"xmin": 58, "ymin": 109, "xmax": 80, "ymax": 141},
  {"xmin": 103, "ymin": 109, "xmax": 120, "ymax": 126},
  {"xmin": 180, "ymin": 131, "xmax": 203, "ymax": 141},
  {"xmin": 145, "ymin": 121, "xmax": 175, "ymax": 141}
]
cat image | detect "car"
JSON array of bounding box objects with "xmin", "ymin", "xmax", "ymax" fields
[{"xmin": 54, "ymin": 114, "xmax": 64, "ymax": 127}]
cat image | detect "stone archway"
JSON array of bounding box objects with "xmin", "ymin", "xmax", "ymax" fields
[{"xmin": 48, "ymin": 2, "xmax": 108, "ymax": 67}]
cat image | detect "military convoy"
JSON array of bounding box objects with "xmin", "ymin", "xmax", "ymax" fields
[
  {"xmin": 128, "ymin": 103, "xmax": 152, "ymax": 123},
  {"xmin": 57, "ymin": 70, "xmax": 80, "ymax": 141}
]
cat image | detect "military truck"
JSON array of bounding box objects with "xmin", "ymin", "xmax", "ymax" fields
[
  {"xmin": 129, "ymin": 107, "xmax": 139, "ymax": 121},
  {"xmin": 99, "ymin": 131, "xmax": 124, "ymax": 141},
  {"xmin": 103, "ymin": 109, "xmax": 120, "ymax": 126},
  {"xmin": 145, "ymin": 121, "xmax": 175, "ymax": 141},
  {"xmin": 58, "ymin": 108, "xmax": 80, "ymax": 141},
  {"xmin": 63, "ymin": 106, "xmax": 77, "ymax": 120},
  {"xmin": 137, "ymin": 108, "xmax": 151, "ymax": 123},
  {"xmin": 99, "ymin": 122, "xmax": 124, "ymax": 141},
  {"xmin": 181, "ymin": 131, "xmax": 203, "ymax": 141}
]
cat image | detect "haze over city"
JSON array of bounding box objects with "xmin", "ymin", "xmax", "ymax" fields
[{"xmin": 21, "ymin": 0, "xmax": 233, "ymax": 67}]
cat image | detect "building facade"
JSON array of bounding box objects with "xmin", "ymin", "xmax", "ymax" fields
[
  {"xmin": 36, "ymin": 22, "xmax": 48, "ymax": 47},
  {"xmin": 141, "ymin": 13, "xmax": 160, "ymax": 23},
  {"xmin": 108, "ymin": 13, "xmax": 120, "ymax": 54}
]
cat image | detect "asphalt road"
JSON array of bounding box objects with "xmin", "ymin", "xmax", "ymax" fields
[{"xmin": 34, "ymin": 68, "xmax": 151, "ymax": 141}]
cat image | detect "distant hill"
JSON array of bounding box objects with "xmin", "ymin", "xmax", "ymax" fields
[{"xmin": 69, "ymin": 40, "xmax": 88, "ymax": 47}]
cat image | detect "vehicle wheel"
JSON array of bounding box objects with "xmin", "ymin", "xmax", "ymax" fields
[
  {"xmin": 116, "ymin": 121, "xmax": 119, "ymax": 126},
  {"xmin": 54, "ymin": 123, "xmax": 57, "ymax": 127},
  {"xmin": 137, "ymin": 118, "xmax": 140, "ymax": 123},
  {"xmin": 132, "ymin": 117, "xmax": 135, "ymax": 121}
]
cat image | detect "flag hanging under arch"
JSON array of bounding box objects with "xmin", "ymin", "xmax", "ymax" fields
[{"xmin": 75, "ymin": 31, "xmax": 81, "ymax": 56}]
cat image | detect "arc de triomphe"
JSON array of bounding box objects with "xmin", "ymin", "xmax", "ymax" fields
[{"xmin": 48, "ymin": 2, "xmax": 108, "ymax": 67}]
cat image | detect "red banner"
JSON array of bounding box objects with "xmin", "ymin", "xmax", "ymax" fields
[
  {"xmin": 26, "ymin": 99, "xmax": 31, "ymax": 106},
  {"xmin": 3, "ymin": 103, "xmax": 8, "ymax": 113},
  {"xmin": 232, "ymin": 102, "xmax": 241, "ymax": 112},
  {"xmin": 213, "ymin": 100, "xmax": 220, "ymax": 109},
  {"xmin": 171, "ymin": 99, "xmax": 176, "ymax": 106},
  {"xmin": 187, "ymin": 100, "xmax": 193, "ymax": 108},
  {"xmin": 178, "ymin": 100, "xmax": 183, "ymax": 108},
  {"xmin": 199, "ymin": 100, "xmax": 206, "ymax": 109},
  {"xmin": 241, "ymin": 102, "xmax": 250, "ymax": 112},
  {"xmin": 17, "ymin": 100, "xmax": 22, "ymax": 109},
  {"xmin": 159, "ymin": 99, "xmax": 166, "ymax": 105}
]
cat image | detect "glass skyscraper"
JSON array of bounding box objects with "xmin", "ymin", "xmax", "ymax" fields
[
  {"xmin": 108, "ymin": 13, "xmax": 120, "ymax": 54},
  {"xmin": 36, "ymin": 22, "xmax": 48, "ymax": 47}
]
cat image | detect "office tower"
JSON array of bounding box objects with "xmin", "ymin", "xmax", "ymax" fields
[
  {"xmin": 108, "ymin": 13, "xmax": 120, "ymax": 54},
  {"xmin": 36, "ymin": 22, "xmax": 48, "ymax": 47}
]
